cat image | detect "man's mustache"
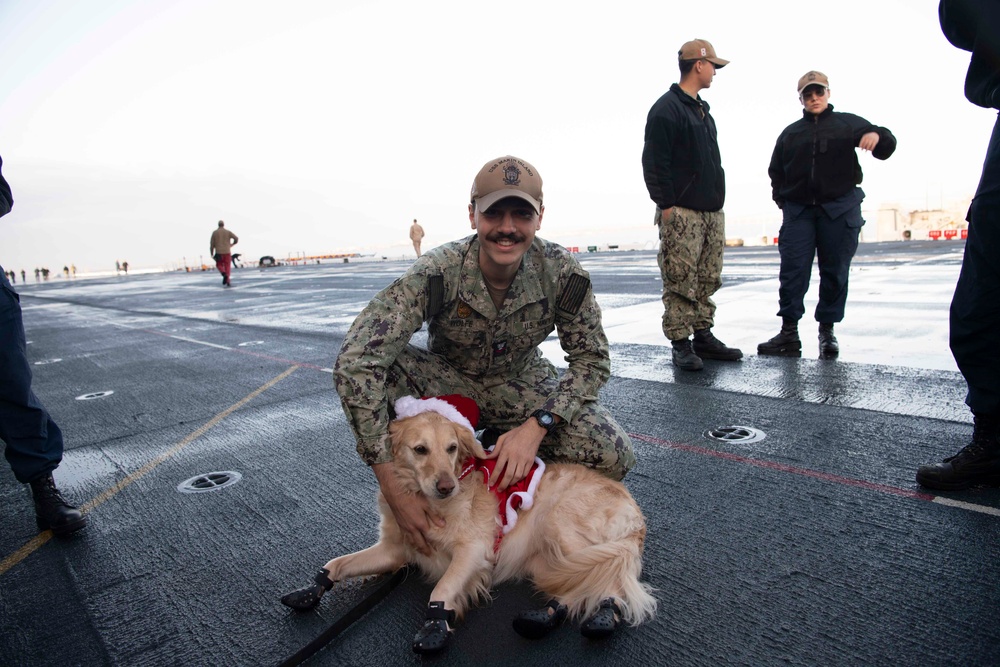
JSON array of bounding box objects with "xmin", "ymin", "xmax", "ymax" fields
[{"xmin": 487, "ymin": 232, "xmax": 525, "ymax": 244}]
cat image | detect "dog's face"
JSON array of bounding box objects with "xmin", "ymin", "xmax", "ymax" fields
[{"xmin": 389, "ymin": 412, "xmax": 487, "ymax": 500}]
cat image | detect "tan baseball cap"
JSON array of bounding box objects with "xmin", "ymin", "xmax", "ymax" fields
[
  {"xmin": 678, "ymin": 39, "xmax": 729, "ymax": 67},
  {"xmin": 797, "ymin": 70, "xmax": 830, "ymax": 94},
  {"xmin": 470, "ymin": 156, "xmax": 543, "ymax": 214}
]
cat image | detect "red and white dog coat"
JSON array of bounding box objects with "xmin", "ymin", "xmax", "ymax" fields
[
  {"xmin": 459, "ymin": 456, "xmax": 546, "ymax": 536},
  {"xmin": 393, "ymin": 395, "xmax": 547, "ymax": 549}
]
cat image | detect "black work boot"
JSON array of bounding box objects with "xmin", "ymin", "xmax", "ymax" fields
[
  {"xmin": 818, "ymin": 323, "xmax": 839, "ymax": 358},
  {"xmin": 693, "ymin": 328, "xmax": 743, "ymax": 361},
  {"xmin": 916, "ymin": 413, "xmax": 1000, "ymax": 491},
  {"xmin": 30, "ymin": 473, "xmax": 87, "ymax": 535},
  {"xmin": 757, "ymin": 318, "xmax": 802, "ymax": 357},
  {"xmin": 671, "ymin": 338, "xmax": 703, "ymax": 371}
]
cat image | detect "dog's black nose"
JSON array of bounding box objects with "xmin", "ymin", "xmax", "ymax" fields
[{"xmin": 436, "ymin": 478, "xmax": 455, "ymax": 497}]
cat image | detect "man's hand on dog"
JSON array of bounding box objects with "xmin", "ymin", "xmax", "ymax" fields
[
  {"xmin": 482, "ymin": 418, "xmax": 552, "ymax": 489},
  {"xmin": 373, "ymin": 462, "xmax": 445, "ymax": 556}
]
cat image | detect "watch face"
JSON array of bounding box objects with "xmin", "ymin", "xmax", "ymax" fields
[{"xmin": 534, "ymin": 410, "xmax": 554, "ymax": 428}]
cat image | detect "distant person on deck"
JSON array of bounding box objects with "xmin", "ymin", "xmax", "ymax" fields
[
  {"xmin": 210, "ymin": 220, "xmax": 239, "ymax": 288},
  {"xmin": 410, "ymin": 218, "xmax": 426, "ymax": 257}
]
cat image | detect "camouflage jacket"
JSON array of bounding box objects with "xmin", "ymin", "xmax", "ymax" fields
[{"xmin": 334, "ymin": 235, "xmax": 611, "ymax": 465}]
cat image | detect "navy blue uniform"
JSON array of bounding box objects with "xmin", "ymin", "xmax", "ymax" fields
[
  {"xmin": 941, "ymin": 0, "xmax": 1000, "ymax": 416},
  {"xmin": 0, "ymin": 155, "xmax": 66, "ymax": 483}
]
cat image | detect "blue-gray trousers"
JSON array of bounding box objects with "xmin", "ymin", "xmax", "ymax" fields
[{"xmin": 0, "ymin": 266, "xmax": 64, "ymax": 483}]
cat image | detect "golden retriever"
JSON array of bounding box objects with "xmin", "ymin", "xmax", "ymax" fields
[{"xmin": 281, "ymin": 409, "xmax": 656, "ymax": 653}]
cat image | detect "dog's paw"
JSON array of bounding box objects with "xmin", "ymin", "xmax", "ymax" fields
[
  {"xmin": 280, "ymin": 569, "xmax": 334, "ymax": 610},
  {"xmin": 580, "ymin": 597, "xmax": 622, "ymax": 640},
  {"xmin": 412, "ymin": 618, "xmax": 452, "ymax": 654},
  {"xmin": 512, "ymin": 598, "xmax": 568, "ymax": 640},
  {"xmin": 280, "ymin": 584, "xmax": 326, "ymax": 610},
  {"xmin": 411, "ymin": 601, "xmax": 455, "ymax": 654}
]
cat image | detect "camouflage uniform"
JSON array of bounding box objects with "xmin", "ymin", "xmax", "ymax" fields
[
  {"xmin": 655, "ymin": 206, "xmax": 725, "ymax": 341},
  {"xmin": 334, "ymin": 235, "xmax": 635, "ymax": 479}
]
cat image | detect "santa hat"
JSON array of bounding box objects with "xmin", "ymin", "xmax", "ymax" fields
[{"xmin": 393, "ymin": 395, "xmax": 480, "ymax": 436}]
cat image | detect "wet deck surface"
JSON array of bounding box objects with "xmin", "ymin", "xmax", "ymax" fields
[{"xmin": 2, "ymin": 241, "xmax": 998, "ymax": 666}]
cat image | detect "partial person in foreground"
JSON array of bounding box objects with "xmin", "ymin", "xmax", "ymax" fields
[
  {"xmin": 759, "ymin": 70, "xmax": 896, "ymax": 359},
  {"xmin": 209, "ymin": 220, "xmax": 239, "ymax": 287},
  {"xmin": 0, "ymin": 154, "xmax": 87, "ymax": 535},
  {"xmin": 642, "ymin": 38, "xmax": 743, "ymax": 371},
  {"xmin": 917, "ymin": 0, "xmax": 1000, "ymax": 491}
]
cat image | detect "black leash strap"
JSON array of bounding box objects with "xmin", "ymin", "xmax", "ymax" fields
[{"xmin": 278, "ymin": 567, "xmax": 408, "ymax": 667}]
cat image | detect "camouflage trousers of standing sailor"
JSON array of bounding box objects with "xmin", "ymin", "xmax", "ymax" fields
[
  {"xmin": 655, "ymin": 206, "xmax": 725, "ymax": 341},
  {"xmin": 385, "ymin": 345, "xmax": 636, "ymax": 480}
]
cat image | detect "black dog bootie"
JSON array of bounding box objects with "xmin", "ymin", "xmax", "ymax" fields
[
  {"xmin": 512, "ymin": 598, "xmax": 568, "ymax": 639},
  {"xmin": 280, "ymin": 568, "xmax": 334, "ymax": 610},
  {"xmin": 412, "ymin": 601, "xmax": 455, "ymax": 654},
  {"xmin": 580, "ymin": 597, "xmax": 622, "ymax": 639}
]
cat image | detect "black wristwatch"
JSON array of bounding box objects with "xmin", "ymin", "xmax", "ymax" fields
[{"xmin": 531, "ymin": 409, "xmax": 557, "ymax": 433}]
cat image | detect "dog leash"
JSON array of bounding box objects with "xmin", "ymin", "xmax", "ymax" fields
[{"xmin": 277, "ymin": 567, "xmax": 408, "ymax": 667}]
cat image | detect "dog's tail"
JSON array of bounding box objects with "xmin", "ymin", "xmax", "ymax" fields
[{"xmin": 532, "ymin": 539, "xmax": 657, "ymax": 626}]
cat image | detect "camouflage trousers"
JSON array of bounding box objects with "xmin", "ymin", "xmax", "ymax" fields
[
  {"xmin": 385, "ymin": 345, "xmax": 636, "ymax": 480},
  {"xmin": 655, "ymin": 206, "xmax": 725, "ymax": 341}
]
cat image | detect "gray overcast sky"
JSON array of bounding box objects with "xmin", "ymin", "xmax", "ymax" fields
[{"xmin": 0, "ymin": 0, "xmax": 994, "ymax": 273}]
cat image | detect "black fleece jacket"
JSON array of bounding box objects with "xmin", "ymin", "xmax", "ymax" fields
[
  {"xmin": 642, "ymin": 83, "xmax": 725, "ymax": 212},
  {"xmin": 768, "ymin": 105, "xmax": 896, "ymax": 208}
]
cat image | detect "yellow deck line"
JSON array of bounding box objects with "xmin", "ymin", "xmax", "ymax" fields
[{"xmin": 0, "ymin": 365, "xmax": 299, "ymax": 576}]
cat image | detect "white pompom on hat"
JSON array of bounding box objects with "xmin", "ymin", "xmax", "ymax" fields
[{"xmin": 393, "ymin": 395, "xmax": 481, "ymax": 436}]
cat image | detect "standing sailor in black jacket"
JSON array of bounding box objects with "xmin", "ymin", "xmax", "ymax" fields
[
  {"xmin": 642, "ymin": 38, "xmax": 743, "ymax": 372},
  {"xmin": 759, "ymin": 71, "xmax": 896, "ymax": 358}
]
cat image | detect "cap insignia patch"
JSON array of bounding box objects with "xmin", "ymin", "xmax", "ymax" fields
[{"xmin": 502, "ymin": 165, "xmax": 521, "ymax": 187}]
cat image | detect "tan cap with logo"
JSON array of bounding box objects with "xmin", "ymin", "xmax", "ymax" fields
[
  {"xmin": 797, "ymin": 70, "xmax": 830, "ymax": 94},
  {"xmin": 678, "ymin": 39, "xmax": 729, "ymax": 67},
  {"xmin": 470, "ymin": 156, "xmax": 543, "ymax": 214}
]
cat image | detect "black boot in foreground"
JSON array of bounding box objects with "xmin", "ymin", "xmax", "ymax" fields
[
  {"xmin": 757, "ymin": 318, "xmax": 802, "ymax": 357},
  {"xmin": 818, "ymin": 322, "xmax": 839, "ymax": 358},
  {"xmin": 916, "ymin": 413, "xmax": 1000, "ymax": 491},
  {"xmin": 30, "ymin": 473, "xmax": 86, "ymax": 535}
]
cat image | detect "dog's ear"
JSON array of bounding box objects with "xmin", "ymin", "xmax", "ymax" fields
[
  {"xmin": 456, "ymin": 425, "xmax": 488, "ymax": 460},
  {"xmin": 388, "ymin": 416, "xmax": 413, "ymax": 459}
]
